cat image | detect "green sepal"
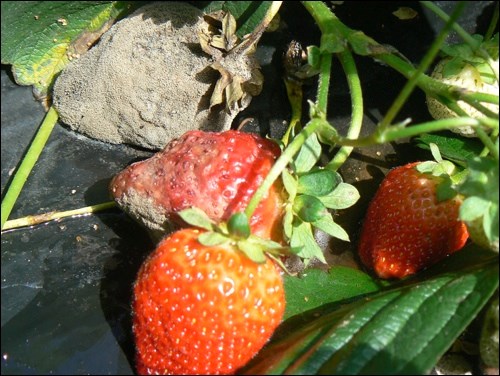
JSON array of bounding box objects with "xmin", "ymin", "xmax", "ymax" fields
[
  {"xmin": 237, "ymin": 240, "xmax": 267, "ymax": 263},
  {"xmin": 198, "ymin": 231, "xmax": 229, "ymax": 246},
  {"xmin": 178, "ymin": 207, "xmax": 216, "ymax": 231},
  {"xmin": 293, "ymin": 194, "xmax": 327, "ymax": 223},
  {"xmin": 313, "ymin": 213, "xmax": 350, "ymax": 242},
  {"xmin": 297, "ymin": 168, "xmax": 340, "ymax": 196},
  {"xmin": 227, "ymin": 212, "xmax": 250, "ymax": 239}
]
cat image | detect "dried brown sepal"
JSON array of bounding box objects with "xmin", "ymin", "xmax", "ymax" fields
[{"xmin": 198, "ymin": 11, "xmax": 264, "ymax": 113}]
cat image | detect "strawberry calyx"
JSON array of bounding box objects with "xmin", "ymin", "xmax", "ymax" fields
[
  {"xmin": 415, "ymin": 142, "xmax": 466, "ymax": 202},
  {"xmin": 178, "ymin": 207, "xmax": 296, "ymax": 267}
]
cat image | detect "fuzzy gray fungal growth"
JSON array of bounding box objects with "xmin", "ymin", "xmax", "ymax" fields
[{"xmin": 53, "ymin": 2, "xmax": 249, "ymax": 150}]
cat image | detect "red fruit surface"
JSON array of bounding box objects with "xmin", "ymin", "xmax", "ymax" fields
[
  {"xmin": 110, "ymin": 130, "xmax": 285, "ymax": 241},
  {"xmin": 133, "ymin": 228, "xmax": 285, "ymax": 375},
  {"xmin": 358, "ymin": 162, "xmax": 469, "ymax": 279}
]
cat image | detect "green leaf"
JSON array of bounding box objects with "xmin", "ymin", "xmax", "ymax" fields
[
  {"xmin": 297, "ymin": 168, "xmax": 340, "ymax": 196},
  {"xmin": 1, "ymin": 1, "xmax": 136, "ymax": 101},
  {"xmin": 227, "ymin": 212, "xmax": 250, "ymax": 239},
  {"xmin": 413, "ymin": 132, "xmax": 484, "ymax": 166},
  {"xmin": 282, "ymin": 267, "xmax": 382, "ymax": 321},
  {"xmin": 290, "ymin": 220, "xmax": 326, "ymax": 264},
  {"xmin": 293, "ymin": 195, "xmax": 327, "ymax": 223},
  {"xmin": 178, "ymin": 207, "xmax": 215, "ymax": 231},
  {"xmin": 318, "ymin": 182, "xmax": 360, "ymax": 210},
  {"xmin": 201, "ymin": 1, "xmax": 273, "ymax": 38},
  {"xmin": 292, "ymin": 132, "xmax": 322, "ymax": 174},
  {"xmin": 242, "ymin": 245, "xmax": 499, "ymax": 375},
  {"xmin": 460, "ymin": 196, "xmax": 491, "ymax": 222},
  {"xmin": 312, "ymin": 213, "xmax": 350, "ymax": 242}
]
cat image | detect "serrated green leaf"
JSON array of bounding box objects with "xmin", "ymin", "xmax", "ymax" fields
[
  {"xmin": 1, "ymin": 1, "xmax": 136, "ymax": 101},
  {"xmin": 313, "ymin": 213, "xmax": 350, "ymax": 242},
  {"xmin": 242, "ymin": 245, "xmax": 499, "ymax": 375},
  {"xmin": 290, "ymin": 220, "xmax": 326, "ymax": 264},
  {"xmin": 413, "ymin": 132, "xmax": 484, "ymax": 166},
  {"xmin": 318, "ymin": 182, "xmax": 360, "ymax": 210},
  {"xmin": 282, "ymin": 267, "xmax": 382, "ymax": 320},
  {"xmin": 293, "ymin": 194, "xmax": 327, "ymax": 223},
  {"xmin": 297, "ymin": 168, "xmax": 340, "ymax": 196},
  {"xmin": 292, "ymin": 132, "xmax": 322, "ymax": 174},
  {"xmin": 178, "ymin": 207, "xmax": 215, "ymax": 231}
]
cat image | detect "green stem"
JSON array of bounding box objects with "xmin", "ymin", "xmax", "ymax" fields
[
  {"xmin": 2, "ymin": 201, "xmax": 117, "ymax": 231},
  {"xmin": 379, "ymin": 1, "xmax": 467, "ymax": 130},
  {"xmin": 317, "ymin": 117, "xmax": 482, "ymax": 147},
  {"xmin": 1, "ymin": 106, "xmax": 59, "ymax": 230},
  {"xmin": 484, "ymin": 2, "xmax": 499, "ymax": 41},
  {"xmin": 316, "ymin": 52, "xmax": 332, "ymax": 115},
  {"xmin": 326, "ymin": 49, "xmax": 363, "ymax": 171},
  {"xmin": 245, "ymin": 120, "xmax": 325, "ymax": 219}
]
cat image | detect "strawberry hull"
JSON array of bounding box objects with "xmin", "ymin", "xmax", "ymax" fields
[{"xmin": 110, "ymin": 130, "xmax": 285, "ymax": 241}]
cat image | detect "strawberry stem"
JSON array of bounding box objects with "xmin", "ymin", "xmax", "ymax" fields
[
  {"xmin": 1, "ymin": 106, "xmax": 58, "ymax": 230},
  {"xmin": 1, "ymin": 201, "xmax": 117, "ymax": 231},
  {"xmin": 244, "ymin": 120, "xmax": 325, "ymax": 219},
  {"xmin": 326, "ymin": 49, "xmax": 363, "ymax": 171}
]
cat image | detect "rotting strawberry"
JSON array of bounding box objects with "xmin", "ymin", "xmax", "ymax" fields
[
  {"xmin": 358, "ymin": 161, "xmax": 469, "ymax": 279},
  {"xmin": 132, "ymin": 227, "xmax": 285, "ymax": 375},
  {"xmin": 110, "ymin": 130, "xmax": 285, "ymax": 242}
]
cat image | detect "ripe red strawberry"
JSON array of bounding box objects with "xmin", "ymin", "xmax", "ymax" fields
[
  {"xmin": 110, "ymin": 130, "xmax": 285, "ymax": 241},
  {"xmin": 132, "ymin": 228, "xmax": 285, "ymax": 375},
  {"xmin": 358, "ymin": 162, "xmax": 469, "ymax": 279}
]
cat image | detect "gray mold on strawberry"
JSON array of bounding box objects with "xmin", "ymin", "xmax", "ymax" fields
[{"xmin": 53, "ymin": 2, "xmax": 252, "ymax": 150}]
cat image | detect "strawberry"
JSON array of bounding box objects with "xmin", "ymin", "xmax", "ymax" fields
[
  {"xmin": 426, "ymin": 35, "xmax": 499, "ymax": 137},
  {"xmin": 132, "ymin": 227, "xmax": 285, "ymax": 375},
  {"xmin": 358, "ymin": 161, "xmax": 469, "ymax": 279},
  {"xmin": 110, "ymin": 130, "xmax": 285, "ymax": 241}
]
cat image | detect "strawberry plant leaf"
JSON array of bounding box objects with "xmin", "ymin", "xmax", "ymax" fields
[
  {"xmin": 1, "ymin": 1, "xmax": 136, "ymax": 103},
  {"xmin": 282, "ymin": 267, "xmax": 382, "ymax": 321},
  {"xmin": 318, "ymin": 182, "xmax": 360, "ymax": 210},
  {"xmin": 297, "ymin": 168, "xmax": 341, "ymax": 196},
  {"xmin": 242, "ymin": 245, "xmax": 499, "ymax": 375},
  {"xmin": 413, "ymin": 132, "xmax": 484, "ymax": 166}
]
